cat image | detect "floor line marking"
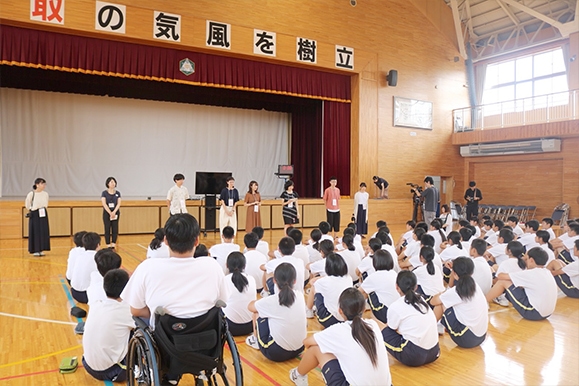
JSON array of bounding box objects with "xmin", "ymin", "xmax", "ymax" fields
[
  {"xmin": 0, "ymin": 257, "xmax": 67, "ymax": 267},
  {"xmin": 59, "ymin": 276, "xmax": 84, "ymax": 323},
  {"xmin": 0, "ymin": 281, "xmax": 63, "ymax": 285},
  {"xmin": 0, "ymin": 312, "xmax": 77, "ymax": 326},
  {"xmin": 225, "ymin": 342, "xmax": 281, "ymax": 386},
  {"xmin": 137, "ymin": 243, "xmax": 148, "ymax": 250},
  {"xmin": 0, "ymin": 344, "xmax": 82, "ymax": 369},
  {"xmin": 117, "ymin": 245, "xmax": 144, "ymax": 266}
]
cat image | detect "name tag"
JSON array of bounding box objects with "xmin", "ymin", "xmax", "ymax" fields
[
  {"xmin": 108, "ymin": 202, "xmax": 115, "ymax": 209},
  {"xmin": 332, "ymin": 199, "xmax": 337, "ymax": 206},
  {"xmin": 180, "ymin": 199, "xmax": 186, "ymax": 209},
  {"xmin": 288, "ymin": 202, "xmax": 293, "ymax": 208},
  {"xmin": 228, "ymin": 199, "xmax": 234, "ymax": 207},
  {"xmin": 254, "ymin": 204, "xmax": 259, "ymax": 213},
  {"xmin": 39, "ymin": 208, "xmax": 46, "ymax": 218}
]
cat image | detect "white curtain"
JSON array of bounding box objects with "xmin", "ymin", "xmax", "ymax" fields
[{"xmin": 0, "ymin": 88, "xmax": 289, "ymax": 198}]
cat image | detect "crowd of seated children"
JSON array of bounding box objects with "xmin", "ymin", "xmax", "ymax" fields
[{"xmin": 549, "ymin": 239, "xmax": 579, "ymax": 298}]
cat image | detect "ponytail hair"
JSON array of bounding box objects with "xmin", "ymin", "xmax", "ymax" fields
[
  {"xmin": 310, "ymin": 229, "xmax": 322, "ymax": 251},
  {"xmin": 452, "ymin": 257, "xmax": 476, "ymax": 301},
  {"xmin": 396, "ymin": 271, "xmax": 428, "ymax": 314},
  {"xmin": 459, "ymin": 227, "xmax": 473, "ymax": 243},
  {"xmin": 149, "ymin": 228, "xmax": 165, "ymax": 250},
  {"xmin": 338, "ymin": 288, "xmax": 379, "ymax": 368},
  {"xmin": 274, "ymin": 263, "xmax": 296, "ymax": 307},
  {"xmin": 431, "ymin": 219, "xmax": 447, "ymax": 242},
  {"xmin": 227, "ymin": 252, "xmax": 249, "ymax": 293},
  {"xmin": 319, "ymin": 240, "xmax": 335, "ymax": 257},
  {"xmin": 420, "ymin": 246, "xmax": 436, "ymax": 275},
  {"xmin": 507, "ymin": 241, "xmax": 526, "ymax": 270},
  {"xmin": 447, "ymin": 231, "xmax": 462, "ymax": 249},
  {"xmin": 342, "ymin": 234, "xmax": 356, "ymax": 251},
  {"xmin": 33, "ymin": 177, "xmax": 46, "ymax": 190}
]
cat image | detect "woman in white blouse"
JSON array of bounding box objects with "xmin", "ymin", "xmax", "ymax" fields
[
  {"xmin": 353, "ymin": 182, "xmax": 369, "ymax": 236},
  {"xmin": 25, "ymin": 178, "xmax": 50, "ymax": 256}
]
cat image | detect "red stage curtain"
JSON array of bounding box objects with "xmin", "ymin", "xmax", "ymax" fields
[
  {"xmin": 291, "ymin": 104, "xmax": 323, "ymax": 197},
  {"xmin": 323, "ymin": 101, "xmax": 351, "ymax": 195}
]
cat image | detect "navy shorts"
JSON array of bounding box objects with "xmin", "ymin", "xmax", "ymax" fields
[
  {"xmin": 256, "ymin": 317, "xmax": 303, "ymax": 362},
  {"xmin": 504, "ymin": 284, "xmax": 549, "ymax": 321},
  {"xmin": 382, "ymin": 327, "xmax": 440, "ymax": 367},
  {"xmin": 226, "ymin": 318, "xmax": 253, "ymax": 336},
  {"xmin": 441, "ymin": 307, "xmax": 486, "ymax": 348},
  {"xmin": 314, "ymin": 293, "xmax": 341, "ymax": 329},
  {"xmin": 558, "ymin": 250, "xmax": 574, "ymax": 265},
  {"xmin": 415, "ymin": 285, "xmax": 435, "ymax": 309},
  {"xmin": 555, "ymin": 273, "xmax": 579, "ymax": 298},
  {"xmin": 71, "ymin": 287, "xmax": 88, "ymax": 304},
  {"xmin": 266, "ymin": 277, "xmax": 275, "ymax": 295},
  {"xmin": 367, "ymin": 292, "xmax": 388, "ymax": 323},
  {"xmin": 321, "ymin": 359, "xmax": 349, "ymax": 386},
  {"xmin": 82, "ymin": 356, "xmax": 127, "ymax": 382},
  {"xmin": 326, "ymin": 211, "xmax": 340, "ymax": 232}
]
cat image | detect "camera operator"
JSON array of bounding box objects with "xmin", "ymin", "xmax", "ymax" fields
[
  {"xmin": 411, "ymin": 177, "xmax": 439, "ymax": 226},
  {"xmin": 372, "ymin": 176, "xmax": 389, "ymax": 199}
]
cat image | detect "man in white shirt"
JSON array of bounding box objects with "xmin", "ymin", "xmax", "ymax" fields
[{"xmin": 166, "ymin": 173, "xmax": 189, "ymax": 215}]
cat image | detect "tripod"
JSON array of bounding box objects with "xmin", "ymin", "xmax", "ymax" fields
[{"xmin": 412, "ymin": 194, "xmax": 424, "ymax": 223}]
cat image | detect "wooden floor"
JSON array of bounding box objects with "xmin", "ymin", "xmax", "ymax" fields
[{"xmin": 1, "ymin": 228, "xmax": 578, "ymax": 386}]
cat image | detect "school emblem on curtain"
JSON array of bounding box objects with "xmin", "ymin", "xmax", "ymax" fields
[{"xmin": 179, "ymin": 58, "xmax": 195, "ymax": 76}]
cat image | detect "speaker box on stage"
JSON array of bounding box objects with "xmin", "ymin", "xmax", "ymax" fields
[{"xmin": 204, "ymin": 194, "xmax": 217, "ymax": 231}]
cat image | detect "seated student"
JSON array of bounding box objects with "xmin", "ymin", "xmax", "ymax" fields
[
  {"xmin": 439, "ymin": 231, "xmax": 467, "ymax": 283},
  {"xmin": 469, "ymin": 217, "xmax": 481, "ymax": 238},
  {"xmin": 318, "ymin": 221, "xmax": 334, "ymax": 242},
  {"xmin": 398, "ymin": 227, "xmax": 426, "ymax": 269},
  {"xmin": 549, "ymin": 239, "xmax": 579, "ymax": 298},
  {"xmin": 541, "ymin": 217, "xmax": 557, "ymax": 242},
  {"xmin": 337, "ymin": 234, "xmax": 362, "ymax": 283},
  {"xmin": 194, "ymin": 243, "xmax": 209, "ymax": 258},
  {"xmin": 428, "ymin": 219, "xmax": 447, "ymax": 254},
  {"xmin": 308, "ymin": 240, "xmax": 336, "ymax": 278},
  {"xmin": 209, "ymin": 226, "xmax": 241, "ymax": 274},
  {"xmin": 337, "ymin": 226, "xmax": 365, "ymax": 259},
  {"xmin": 518, "ymin": 220, "xmax": 541, "ymax": 251},
  {"xmin": 370, "ymin": 220, "xmax": 387, "ymax": 238},
  {"xmin": 87, "ymin": 249, "xmax": 122, "ymax": 305},
  {"xmin": 486, "ymin": 220, "xmax": 504, "ymax": 247},
  {"xmin": 262, "ymin": 237, "xmax": 305, "ymax": 294},
  {"xmin": 535, "ymin": 230, "xmax": 556, "ymax": 264},
  {"xmin": 290, "ymin": 288, "xmax": 391, "ymax": 386},
  {"xmin": 82, "ymin": 269, "xmax": 133, "ymax": 383},
  {"xmin": 288, "ymin": 228, "xmax": 311, "ymax": 286},
  {"xmin": 242, "ymin": 232, "xmax": 267, "ymax": 294},
  {"xmin": 146, "ymin": 228, "xmax": 170, "ymax": 259},
  {"xmin": 413, "ymin": 246, "xmax": 445, "ymax": 306},
  {"xmin": 492, "ymin": 241, "xmax": 526, "ymax": 306},
  {"xmin": 486, "ymin": 247, "xmax": 558, "ymax": 321},
  {"xmin": 552, "ymin": 222, "xmax": 579, "ymax": 264},
  {"xmin": 251, "ymin": 226, "xmax": 270, "ymax": 257},
  {"xmin": 70, "ymin": 232, "xmax": 101, "ymax": 304},
  {"xmin": 432, "ymin": 257, "xmax": 488, "ymax": 348},
  {"xmin": 396, "ymin": 220, "xmax": 416, "ymax": 255},
  {"xmin": 223, "ymin": 252, "xmax": 257, "ymax": 336},
  {"xmin": 506, "ymin": 216, "xmax": 525, "ymax": 238},
  {"xmin": 247, "ymin": 263, "xmax": 306, "ymax": 362},
  {"xmin": 358, "ymin": 250, "xmax": 399, "ymax": 323},
  {"xmin": 356, "ymin": 237, "xmax": 382, "ymax": 280},
  {"xmin": 306, "ymin": 229, "xmax": 323, "ymax": 264},
  {"xmin": 306, "ymin": 253, "xmax": 353, "ymax": 327},
  {"xmin": 469, "ymin": 239, "xmax": 493, "ymax": 295},
  {"xmin": 485, "ymin": 228, "xmax": 515, "ymax": 268},
  {"xmin": 480, "ymin": 219, "xmax": 494, "ymax": 240},
  {"xmin": 460, "ymin": 227, "xmax": 474, "ymax": 251},
  {"xmin": 66, "ymin": 230, "xmax": 87, "ymax": 285},
  {"xmin": 440, "ymin": 204, "xmax": 453, "ymax": 236},
  {"xmin": 382, "ymin": 271, "xmax": 440, "ymax": 367},
  {"xmin": 376, "ymin": 230, "xmax": 400, "ymax": 272}
]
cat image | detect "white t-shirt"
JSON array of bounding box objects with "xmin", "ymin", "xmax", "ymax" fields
[
  {"xmin": 82, "ymin": 298, "xmax": 134, "ymax": 371},
  {"xmin": 539, "ymin": 244, "xmax": 556, "ymax": 264},
  {"xmin": 254, "ymin": 291, "xmax": 307, "ymax": 351},
  {"xmin": 256, "ymin": 240, "xmax": 269, "ymax": 257},
  {"xmin": 545, "ymin": 227, "xmax": 556, "ymax": 241},
  {"xmin": 209, "ymin": 243, "xmax": 241, "ymax": 274},
  {"xmin": 264, "ymin": 255, "xmax": 305, "ymax": 291},
  {"xmin": 313, "ymin": 275, "xmax": 353, "ymax": 321},
  {"xmin": 562, "ymin": 261, "xmax": 579, "ymax": 288},
  {"xmin": 511, "ymin": 224, "xmax": 525, "ymax": 238},
  {"xmin": 337, "ymin": 249, "xmax": 362, "ymax": 282},
  {"xmin": 496, "ymin": 258, "xmax": 525, "ymax": 275},
  {"xmin": 473, "ymin": 226, "xmax": 481, "ymax": 239},
  {"xmin": 381, "ymin": 243, "xmax": 401, "ymax": 273},
  {"xmin": 413, "ymin": 264, "xmax": 445, "ymax": 296},
  {"xmin": 357, "ymin": 255, "xmax": 375, "ymax": 277},
  {"xmin": 401, "ymin": 230, "xmax": 414, "ymax": 244},
  {"xmin": 441, "ymin": 213, "xmax": 453, "ymax": 236},
  {"xmin": 487, "ymin": 243, "xmax": 509, "ymax": 266},
  {"xmin": 563, "ymin": 235, "xmax": 579, "ymax": 250},
  {"xmin": 314, "ymin": 319, "xmax": 391, "ymax": 386},
  {"xmin": 518, "ymin": 233, "xmax": 539, "ymax": 250},
  {"xmin": 309, "ymin": 258, "xmax": 327, "ymax": 277},
  {"xmin": 386, "ymin": 296, "xmax": 439, "ymax": 350},
  {"xmin": 71, "ymin": 250, "xmax": 97, "ymax": 292},
  {"xmin": 294, "ymin": 244, "xmax": 312, "ymax": 282},
  {"xmin": 121, "ymin": 256, "xmax": 229, "ymax": 327},
  {"xmin": 439, "ymin": 244, "xmax": 468, "ymax": 263},
  {"xmin": 86, "ymin": 271, "xmax": 106, "ymax": 305},
  {"xmin": 485, "ymin": 230, "xmax": 498, "ymax": 247},
  {"xmin": 167, "ymin": 185, "xmax": 189, "ymax": 215},
  {"xmin": 404, "ymin": 240, "xmax": 420, "ymax": 262},
  {"xmin": 147, "ymin": 242, "xmax": 170, "ymax": 259},
  {"xmin": 509, "ymin": 268, "xmax": 558, "ymax": 317},
  {"xmin": 223, "ymin": 273, "xmax": 257, "ymax": 324},
  {"xmin": 440, "ymin": 284, "xmax": 488, "ymax": 337},
  {"xmin": 320, "ymin": 234, "xmax": 334, "ymax": 243},
  {"xmin": 66, "ymin": 246, "xmax": 84, "ymax": 280},
  {"xmin": 244, "ymin": 250, "xmax": 267, "ymax": 290},
  {"xmin": 472, "ymin": 256, "xmax": 493, "ymax": 295},
  {"xmin": 306, "ymin": 243, "xmax": 322, "ymax": 264},
  {"xmin": 428, "ymin": 230, "xmax": 445, "ymax": 254},
  {"xmin": 361, "ymin": 270, "xmax": 399, "ymax": 307},
  {"xmin": 354, "ymin": 235, "xmax": 365, "ymax": 258}
]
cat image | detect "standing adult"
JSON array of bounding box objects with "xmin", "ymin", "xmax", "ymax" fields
[
  {"xmin": 464, "ymin": 181, "xmax": 483, "ymax": 221},
  {"xmin": 244, "ymin": 180, "xmax": 262, "ymax": 232},
  {"xmin": 353, "ymin": 182, "xmax": 369, "ymax": 236},
  {"xmin": 323, "ymin": 177, "xmax": 340, "ymax": 239},
  {"xmin": 101, "ymin": 177, "xmax": 121, "ymax": 248},
  {"xmin": 167, "ymin": 173, "xmax": 189, "ymax": 215},
  {"xmin": 413, "ymin": 176, "xmax": 439, "ymax": 226},
  {"xmin": 372, "ymin": 176, "xmax": 389, "ymax": 199},
  {"xmin": 25, "ymin": 178, "xmax": 50, "ymax": 256},
  {"xmin": 280, "ymin": 180, "xmax": 299, "ymax": 232},
  {"xmin": 219, "ymin": 177, "xmax": 240, "ymax": 235}
]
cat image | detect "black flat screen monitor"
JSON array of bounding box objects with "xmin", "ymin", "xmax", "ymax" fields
[{"xmin": 195, "ymin": 172, "xmax": 232, "ymax": 195}]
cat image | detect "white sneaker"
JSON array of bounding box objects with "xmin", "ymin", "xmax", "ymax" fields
[
  {"xmin": 33, "ymin": 252, "xmax": 41, "ymax": 257},
  {"xmin": 289, "ymin": 367, "xmax": 308, "ymax": 386},
  {"xmin": 260, "ymin": 289, "xmax": 270, "ymax": 298},
  {"xmin": 437, "ymin": 322, "xmax": 445, "ymax": 335},
  {"xmin": 305, "ymin": 308, "xmax": 314, "ymax": 319},
  {"xmin": 245, "ymin": 335, "xmax": 259, "ymax": 350},
  {"xmin": 493, "ymin": 294, "xmax": 510, "ymax": 307}
]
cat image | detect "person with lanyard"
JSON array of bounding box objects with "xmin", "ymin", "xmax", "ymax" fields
[
  {"xmin": 220, "ymin": 176, "xmax": 240, "ymax": 236},
  {"xmin": 25, "ymin": 177, "xmax": 50, "ymax": 256},
  {"xmin": 244, "ymin": 180, "xmax": 262, "ymax": 232},
  {"xmin": 101, "ymin": 176, "xmax": 121, "ymax": 249},
  {"xmin": 372, "ymin": 176, "xmax": 389, "ymax": 199},
  {"xmin": 280, "ymin": 180, "xmax": 299, "ymax": 232},
  {"xmin": 323, "ymin": 176, "xmax": 341, "ymax": 239},
  {"xmin": 464, "ymin": 181, "xmax": 482, "ymax": 221},
  {"xmin": 353, "ymin": 182, "xmax": 369, "ymax": 236},
  {"xmin": 412, "ymin": 177, "xmax": 439, "ymax": 226}
]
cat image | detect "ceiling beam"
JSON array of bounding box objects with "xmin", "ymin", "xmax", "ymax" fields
[
  {"xmin": 495, "ymin": 0, "xmax": 520, "ymax": 26},
  {"xmin": 500, "ymin": 0, "xmax": 578, "ymax": 37},
  {"xmin": 450, "ymin": 0, "xmax": 468, "ymax": 59}
]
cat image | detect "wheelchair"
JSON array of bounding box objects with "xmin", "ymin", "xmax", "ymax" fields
[{"xmin": 127, "ymin": 306, "xmax": 243, "ymax": 386}]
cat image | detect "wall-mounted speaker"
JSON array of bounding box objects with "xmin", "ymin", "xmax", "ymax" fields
[{"xmin": 387, "ymin": 70, "xmax": 398, "ymax": 87}]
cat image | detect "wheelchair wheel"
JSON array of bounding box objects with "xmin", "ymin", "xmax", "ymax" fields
[
  {"xmin": 220, "ymin": 330, "xmax": 243, "ymax": 386},
  {"xmin": 127, "ymin": 328, "xmax": 161, "ymax": 386}
]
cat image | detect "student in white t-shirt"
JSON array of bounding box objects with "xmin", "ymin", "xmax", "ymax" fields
[
  {"xmin": 382, "ymin": 271, "xmax": 440, "ymax": 367},
  {"xmin": 375, "ymin": 231, "xmax": 400, "ymax": 273},
  {"xmin": 459, "ymin": 227, "xmax": 475, "ymax": 251},
  {"xmin": 289, "ymin": 288, "xmax": 391, "ymax": 386},
  {"xmin": 306, "ymin": 253, "xmax": 353, "ymax": 328},
  {"xmin": 70, "ymin": 232, "xmax": 101, "ymax": 304},
  {"xmin": 440, "ymin": 231, "xmax": 468, "ymax": 283},
  {"xmin": 223, "ymin": 252, "xmax": 257, "ymax": 336},
  {"xmin": 146, "ymin": 228, "xmax": 170, "ymax": 259},
  {"xmin": 82, "ymin": 269, "xmax": 133, "ymax": 383},
  {"xmin": 440, "ymin": 204, "xmax": 453, "ymax": 236},
  {"xmin": 66, "ymin": 231, "xmax": 86, "ymax": 285},
  {"xmin": 506, "ymin": 216, "xmax": 524, "ymax": 238},
  {"xmin": 396, "ymin": 220, "xmax": 417, "ymax": 255},
  {"xmin": 87, "ymin": 249, "xmax": 122, "ymax": 305},
  {"xmin": 355, "ymin": 238, "xmax": 381, "ymax": 280},
  {"xmin": 428, "ymin": 219, "xmax": 447, "ymax": 254},
  {"xmin": 306, "ymin": 229, "xmax": 323, "ymax": 264},
  {"xmin": 209, "ymin": 226, "xmax": 241, "ymax": 274},
  {"xmin": 318, "ymin": 221, "xmax": 334, "ymax": 243},
  {"xmin": 535, "ymin": 230, "xmax": 556, "ymax": 264},
  {"xmin": 468, "ymin": 239, "xmax": 493, "ymax": 295},
  {"xmin": 552, "ymin": 222, "xmax": 579, "ymax": 264},
  {"xmin": 432, "ymin": 257, "xmax": 488, "ymax": 348},
  {"xmin": 541, "ymin": 217, "xmax": 557, "ymax": 242},
  {"xmin": 250, "ymin": 226, "xmax": 270, "ymax": 257},
  {"xmin": 518, "ymin": 220, "xmax": 541, "ymax": 251},
  {"xmin": 308, "ymin": 239, "xmax": 336, "ymax": 279},
  {"xmin": 481, "ymin": 219, "xmax": 494, "ymax": 242},
  {"xmin": 414, "ymin": 246, "xmax": 445, "ymax": 306},
  {"xmin": 243, "ymin": 232, "xmax": 267, "ymax": 293},
  {"xmin": 398, "ymin": 227, "xmax": 426, "ymax": 270},
  {"xmin": 486, "ymin": 247, "xmax": 557, "ymax": 320},
  {"xmin": 247, "ymin": 263, "xmax": 306, "ymax": 362},
  {"xmin": 288, "ymin": 228, "xmax": 311, "ymax": 287},
  {"xmin": 485, "ymin": 228, "xmax": 515, "ymax": 268},
  {"xmin": 549, "ymin": 240, "xmax": 579, "ymax": 298},
  {"xmin": 263, "ymin": 237, "xmax": 305, "ymax": 294},
  {"xmin": 358, "ymin": 250, "xmax": 399, "ymax": 323},
  {"xmin": 338, "ymin": 234, "xmax": 362, "ymax": 283},
  {"xmin": 491, "ymin": 241, "xmax": 526, "ymax": 306},
  {"xmin": 469, "ymin": 218, "xmax": 481, "ymax": 239}
]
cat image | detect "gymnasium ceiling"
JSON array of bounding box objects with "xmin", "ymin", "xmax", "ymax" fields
[{"xmin": 442, "ymin": 0, "xmax": 578, "ymax": 62}]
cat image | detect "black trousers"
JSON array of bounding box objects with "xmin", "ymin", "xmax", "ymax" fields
[
  {"xmin": 326, "ymin": 210, "xmax": 340, "ymax": 232},
  {"xmin": 103, "ymin": 212, "xmax": 120, "ymax": 244},
  {"xmin": 465, "ymin": 204, "xmax": 478, "ymax": 221}
]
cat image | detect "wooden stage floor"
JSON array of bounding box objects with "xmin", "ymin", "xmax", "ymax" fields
[{"xmin": 1, "ymin": 229, "xmax": 578, "ymax": 385}]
